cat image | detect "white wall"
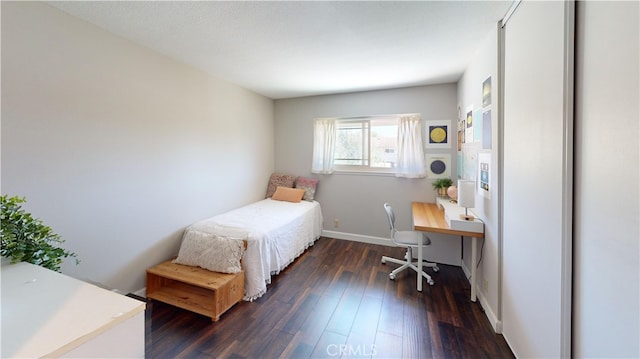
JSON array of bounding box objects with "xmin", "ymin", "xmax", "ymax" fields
[
  {"xmin": 274, "ymin": 85, "xmax": 462, "ymax": 265},
  {"xmin": 574, "ymin": 1, "xmax": 639, "ymax": 357},
  {"xmin": 456, "ymin": 25, "xmax": 501, "ymax": 331},
  {"xmin": 1, "ymin": 2, "xmax": 274, "ymax": 294}
]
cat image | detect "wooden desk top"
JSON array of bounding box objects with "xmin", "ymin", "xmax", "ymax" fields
[{"xmin": 411, "ymin": 202, "xmax": 485, "ymax": 238}]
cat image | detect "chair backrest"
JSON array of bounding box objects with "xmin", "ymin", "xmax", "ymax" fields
[
  {"xmin": 383, "ymin": 203, "xmax": 397, "ymax": 237},
  {"xmin": 384, "ymin": 202, "xmax": 429, "ymax": 247}
]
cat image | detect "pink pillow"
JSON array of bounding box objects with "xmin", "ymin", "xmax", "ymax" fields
[{"xmin": 295, "ymin": 177, "xmax": 319, "ymax": 201}]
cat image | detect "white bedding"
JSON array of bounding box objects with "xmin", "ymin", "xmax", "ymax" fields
[{"xmin": 185, "ymin": 198, "xmax": 323, "ymax": 301}]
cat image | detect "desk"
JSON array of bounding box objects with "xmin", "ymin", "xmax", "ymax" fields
[{"xmin": 412, "ymin": 201, "xmax": 485, "ymax": 301}]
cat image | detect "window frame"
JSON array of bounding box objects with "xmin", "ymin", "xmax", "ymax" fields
[{"xmin": 332, "ymin": 116, "xmax": 400, "ymax": 174}]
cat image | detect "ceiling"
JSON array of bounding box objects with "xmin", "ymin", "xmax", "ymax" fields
[{"xmin": 48, "ymin": 1, "xmax": 512, "ymax": 99}]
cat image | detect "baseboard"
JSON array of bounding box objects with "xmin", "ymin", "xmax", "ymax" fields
[
  {"xmin": 461, "ymin": 259, "xmax": 472, "ymax": 279},
  {"xmin": 461, "ymin": 260, "xmax": 502, "ymax": 333},
  {"xmin": 133, "ymin": 287, "xmax": 146, "ymax": 298},
  {"xmin": 321, "ymin": 230, "xmax": 394, "ymax": 247},
  {"xmin": 476, "ymin": 286, "xmax": 502, "ymax": 333}
]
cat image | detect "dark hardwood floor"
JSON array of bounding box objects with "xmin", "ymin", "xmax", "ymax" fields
[{"xmin": 145, "ymin": 237, "xmax": 514, "ymax": 358}]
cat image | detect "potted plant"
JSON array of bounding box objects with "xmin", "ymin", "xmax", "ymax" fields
[
  {"xmin": 1, "ymin": 195, "xmax": 78, "ymax": 272},
  {"xmin": 432, "ymin": 178, "xmax": 453, "ymax": 197}
]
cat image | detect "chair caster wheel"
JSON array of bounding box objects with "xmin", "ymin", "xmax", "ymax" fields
[
  {"xmin": 389, "ymin": 274, "xmax": 396, "ymax": 280},
  {"xmin": 381, "ymin": 258, "xmax": 386, "ymax": 264},
  {"xmin": 428, "ymin": 279, "xmax": 435, "ymax": 286},
  {"xmin": 433, "ymin": 266, "xmax": 440, "ymax": 272}
]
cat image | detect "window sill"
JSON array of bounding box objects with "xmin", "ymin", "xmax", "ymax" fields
[{"xmin": 332, "ymin": 170, "xmax": 397, "ymax": 177}]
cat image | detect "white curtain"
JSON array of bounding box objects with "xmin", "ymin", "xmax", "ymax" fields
[
  {"xmin": 395, "ymin": 114, "xmax": 426, "ymax": 178},
  {"xmin": 311, "ymin": 118, "xmax": 336, "ymax": 174}
]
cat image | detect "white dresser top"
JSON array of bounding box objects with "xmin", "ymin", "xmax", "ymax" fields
[{"xmin": 1, "ymin": 261, "xmax": 145, "ymax": 358}]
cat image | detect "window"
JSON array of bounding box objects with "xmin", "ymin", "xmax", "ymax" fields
[
  {"xmin": 334, "ymin": 117, "xmax": 398, "ymax": 172},
  {"xmin": 312, "ymin": 114, "xmax": 425, "ymax": 178}
]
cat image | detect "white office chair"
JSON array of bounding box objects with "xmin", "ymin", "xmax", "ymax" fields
[{"xmin": 381, "ymin": 203, "xmax": 439, "ymax": 290}]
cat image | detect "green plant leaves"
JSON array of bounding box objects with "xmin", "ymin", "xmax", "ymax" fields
[
  {"xmin": 431, "ymin": 177, "xmax": 453, "ymax": 190},
  {"xmin": 0, "ymin": 195, "xmax": 78, "ymax": 272}
]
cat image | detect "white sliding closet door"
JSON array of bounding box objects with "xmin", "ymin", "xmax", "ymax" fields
[
  {"xmin": 573, "ymin": 2, "xmax": 639, "ymax": 357},
  {"xmin": 500, "ymin": 1, "xmax": 573, "ymax": 358}
]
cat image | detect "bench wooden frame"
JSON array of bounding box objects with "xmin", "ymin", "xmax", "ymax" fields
[{"xmin": 146, "ymin": 260, "xmax": 244, "ymax": 322}]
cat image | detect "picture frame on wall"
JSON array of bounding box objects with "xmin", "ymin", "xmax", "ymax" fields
[
  {"xmin": 473, "ymin": 109, "xmax": 483, "ymax": 142},
  {"xmin": 482, "ymin": 76, "xmax": 492, "ymax": 108},
  {"xmin": 457, "ymin": 105, "xmax": 464, "ymax": 151},
  {"xmin": 425, "ymin": 153, "xmax": 451, "ymax": 178},
  {"xmin": 425, "ymin": 120, "xmax": 451, "ymax": 149},
  {"xmin": 478, "ymin": 151, "xmax": 491, "ymax": 199},
  {"xmin": 483, "ymin": 109, "xmax": 492, "ymax": 149},
  {"xmin": 465, "ymin": 108, "xmax": 474, "ymax": 143}
]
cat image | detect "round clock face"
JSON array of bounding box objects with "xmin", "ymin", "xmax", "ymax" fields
[{"xmin": 430, "ymin": 127, "xmax": 447, "ymax": 143}]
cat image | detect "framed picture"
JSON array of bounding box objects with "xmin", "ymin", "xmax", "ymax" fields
[
  {"xmin": 465, "ymin": 109, "xmax": 474, "ymax": 143},
  {"xmin": 425, "ymin": 120, "xmax": 451, "ymax": 149},
  {"xmin": 425, "ymin": 153, "xmax": 451, "ymax": 178},
  {"xmin": 482, "ymin": 76, "xmax": 492, "ymax": 108},
  {"xmin": 478, "ymin": 151, "xmax": 491, "ymax": 199},
  {"xmin": 482, "ymin": 109, "xmax": 492, "ymax": 149}
]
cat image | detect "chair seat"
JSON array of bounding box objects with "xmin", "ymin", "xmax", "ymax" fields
[{"xmin": 393, "ymin": 230, "xmax": 432, "ymax": 246}]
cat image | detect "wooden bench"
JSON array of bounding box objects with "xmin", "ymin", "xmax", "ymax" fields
[{"xmin": 146, "ymin": 260, "xmax": 244, "ymax": 322}]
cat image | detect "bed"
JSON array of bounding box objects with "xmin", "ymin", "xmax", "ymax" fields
[{"xmin": 178, "ymin": 192, "xmax": 323, "ymax": 301}]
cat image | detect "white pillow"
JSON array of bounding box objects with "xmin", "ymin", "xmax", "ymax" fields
[{"xmin": 173, "ymin": 230, "xmax": 245, "ymax": 274}]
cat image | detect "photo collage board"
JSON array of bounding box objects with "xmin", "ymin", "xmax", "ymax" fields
[{"xmin": 458, "ymin": 76, "xmax": 493, "ymax": 199}]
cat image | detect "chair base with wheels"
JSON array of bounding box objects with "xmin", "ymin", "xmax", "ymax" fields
[
  {"xmin": 381, "ymin": 202, "xmax": 439, "ymax": 291},
  {"xmin": 382, "ymin": 246, "xmax": 439, "ymax": 286}
]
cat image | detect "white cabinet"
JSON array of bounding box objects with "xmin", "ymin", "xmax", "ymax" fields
[{"xmin": 1, "ymin": 261, "xmax": 145, "ymax": 358}]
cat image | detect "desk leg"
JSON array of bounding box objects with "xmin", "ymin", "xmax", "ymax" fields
[
  {"xmin": 417, "ymin": 236, "xmax": 423, "ymax": 292},
  {"xmin": 471, "ymin": 237, "xmax": 477, "ymax": 302}
]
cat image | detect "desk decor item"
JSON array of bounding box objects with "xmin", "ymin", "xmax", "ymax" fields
[
  {"xmin": 432, "ymin": 177, "xmax": 453, "ymax": 197},
  {"xmin": 457, "ymin": 180, "xmax": 476, "ymax": 221},
  {"xmin": 447, "ymin": 185, "xmax": 458, "ymax": 202}
]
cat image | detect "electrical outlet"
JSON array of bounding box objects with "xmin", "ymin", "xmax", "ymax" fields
[
  {"xmin": 334, "ymin": 219, "xmax": 340, "ymax": 228},
  {"xmin": 482, "ymin": 279, "xmax": 489, "ymax": 292}
]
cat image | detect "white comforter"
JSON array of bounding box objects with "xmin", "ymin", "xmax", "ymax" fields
[{"xmin": 185, "ymin": 199, "xmax": 323, "ymax": 301}]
